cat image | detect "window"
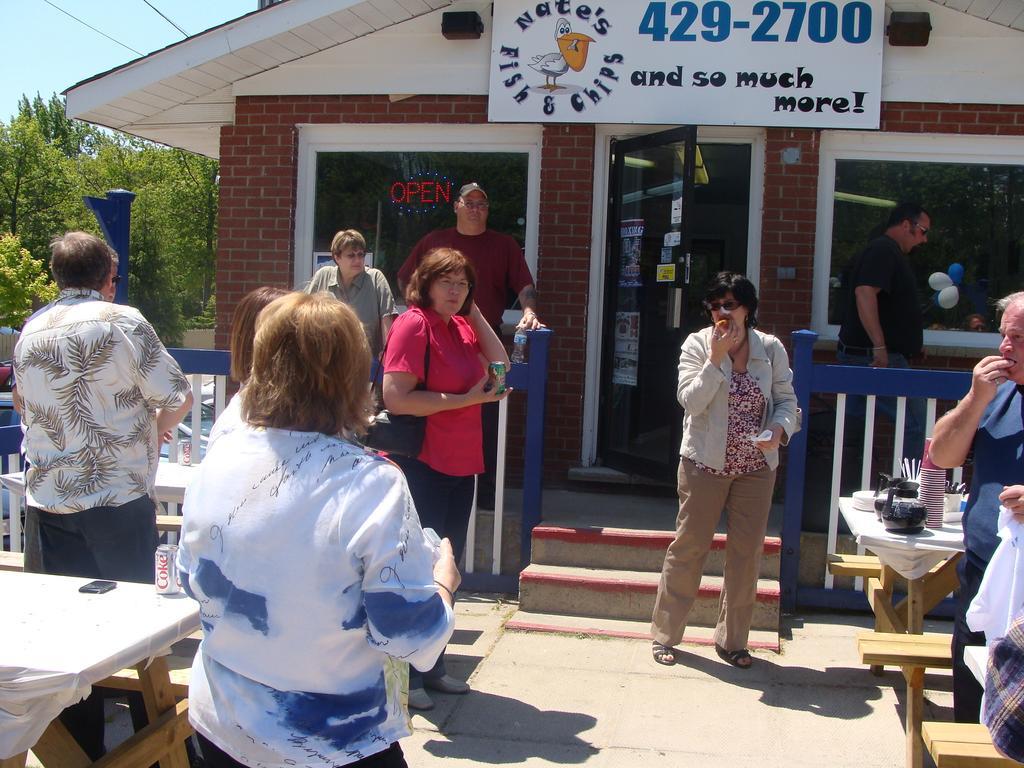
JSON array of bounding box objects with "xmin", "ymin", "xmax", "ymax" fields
[
  {"xmin": 313, "ymin": 151, "xmax": 528, "ymax": 298},
  {"xmin": 815, "ymin": 133, "xmax": 1024, "ymax": 345},
  {"xmin": 295, "ymin": 125, "xmax": 542, "ymax": 324}
]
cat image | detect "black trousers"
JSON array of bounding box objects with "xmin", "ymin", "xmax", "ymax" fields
[
  {"xmin": 392, "ymin": 455, "xmax": 473, "ymax": 689},
  {"xmin": 32, "ymin": 495, "xmax": 160, "ymax": 758},
  {"xmin": 952, "ymin": 556, "xmax": 986, "ymax": 722},
  {"xmin": 33, "ymin": 495, "xmax": 159, "ymax": 583},
  {"xmin": 197, "ymin": 734, "xmax": 407, "ymax": 768}
]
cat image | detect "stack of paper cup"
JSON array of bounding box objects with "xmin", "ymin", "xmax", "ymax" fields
[{"xmin": 919, "ymin": 438, "xmax": 946, "ymax": 529}]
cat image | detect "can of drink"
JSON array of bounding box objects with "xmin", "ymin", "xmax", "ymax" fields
[
  {"xmin": 488, "ymin": 361, "xmax": 507, "ymax": 394},
  {"xmin": 155, "ymin": 544, "xmax": 180, "ymax": 594},
  {"xmin": 181, "ymin": 440, "xmax": 192, "ymax": 466}
]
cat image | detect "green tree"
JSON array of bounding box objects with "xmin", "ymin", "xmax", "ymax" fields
[
  {"xmin": 0, "ymin": 114, "xmax": 78, "ymax": 261},
  {"xmin": 0, "ymin": 92, "xmax": 220, "ymax": 344},
  {"xmin": 17, "ymin": 93, "xmax": 102, "ymax": 158},
  {"xmin": 0, "ymin": 232, "xmax": 57, "ymax": 328}
]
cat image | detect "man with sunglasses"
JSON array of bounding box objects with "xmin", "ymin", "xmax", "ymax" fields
[
  {"xmin": 836, "ymin": 202, "xmax": 931, "ymax": 460},
  {"xmin": 398, "ymin": 182, "xmax": 542, "ymax": 510}
]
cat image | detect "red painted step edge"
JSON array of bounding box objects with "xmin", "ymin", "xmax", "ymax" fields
[
  {"xmin": 533, "ymin": 525, "xmax": 782, "ymax": 555},
  {"xmin": 503, "ymin": 619, "xmax": 781, "ymax": 652},
  {"xmin": 520, "ymin": 570, "xmax": 781, "ymax": 602}
]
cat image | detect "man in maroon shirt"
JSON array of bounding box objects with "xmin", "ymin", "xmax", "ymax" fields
[{"xmin": 398, "ymin": 182, "xmax": 544, "ymax": 508}]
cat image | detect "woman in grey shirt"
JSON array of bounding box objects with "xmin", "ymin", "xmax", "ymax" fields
[{"xmin": 306, "ymin": 229, "xmax": 397, "ymax": 359}]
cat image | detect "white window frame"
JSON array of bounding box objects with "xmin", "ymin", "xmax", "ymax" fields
[
  {"xmin": 295, "ymin": 123, "xmax": 543, "ymax": 326},
  {"xmin": 581, "ymin": 125, "xmax": 766, "ymax": 466},
  {"xmin": 814, "ymin": 130, "xmax": 1024, "ymax": 349}
]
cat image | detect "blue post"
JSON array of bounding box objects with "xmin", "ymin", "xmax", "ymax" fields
[
  {"xmin": 84, "ymin": 189, "xmax": 135, "ymax": 304},
  {"xmin": 780, "ymin": 330, "xmax": 817, "ymax": 612},
  {"xmin": 506, "ymin": 328, "xmax": 552, "ymax": 570}
]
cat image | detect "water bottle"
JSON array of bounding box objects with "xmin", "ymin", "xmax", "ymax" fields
[{"xmin": 511, "ymin": 330, "xmax": 527, "ymax": 364}]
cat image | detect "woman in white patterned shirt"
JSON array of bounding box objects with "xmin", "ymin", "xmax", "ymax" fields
[{"xmin": 178, "ymin": 293, "xmax": 459, "ymax": 768}]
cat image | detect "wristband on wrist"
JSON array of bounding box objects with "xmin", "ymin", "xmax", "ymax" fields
[
  {"xmin": 872, "ymin": 346, "xmax": 886, "ymax": 351},
  {"xmin": 434, "ymin": 581, "xmax": 455, "ymax": 601}
]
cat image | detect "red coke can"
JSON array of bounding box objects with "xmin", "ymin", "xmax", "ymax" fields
[{"xmin": 155, "ymin": 544, "xmax": 180, "ymax": 594}]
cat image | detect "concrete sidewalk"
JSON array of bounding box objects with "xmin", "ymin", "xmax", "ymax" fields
[{"xmin": 404, "ymin": 596, "xmax": 955, "ymax": 768}]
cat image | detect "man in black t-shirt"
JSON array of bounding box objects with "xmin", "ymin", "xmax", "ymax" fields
[{"xmin": 837, "ymin": 202, "xmax": 931, "ymax": 459}]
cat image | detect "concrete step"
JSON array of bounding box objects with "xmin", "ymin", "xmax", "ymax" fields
[
  {"xmin": 504, "ymin": 610, "xmax": 780, "ymax": 651},
  {"xmin": 518, "ymin": 563, "xmax": 780, "ymax": 629},
  {"xmin": 530, "ymin": 525, "xmax": 781, "ymax": 577}
]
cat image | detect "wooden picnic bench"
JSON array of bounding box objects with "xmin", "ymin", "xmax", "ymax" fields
[
  {"xmin": 858, "ymin": 631, "xmax": 953, "ymax": 768},
  {"xmin": 922, "ymin": 722, "xmax": 1018, "ymax": 767}
]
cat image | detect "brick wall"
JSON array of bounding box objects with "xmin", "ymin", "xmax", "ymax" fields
[
  {"xmin": 535, "ymin": 124, "xmax": 595, "ymax": 481},
  {"xmin": 758, "ymin": 128, "xmax": 820, "ymax": 344}
]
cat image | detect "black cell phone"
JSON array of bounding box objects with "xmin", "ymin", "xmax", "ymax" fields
[{"xmin": 79, "ymin": 579, "xmax": 117, "ymax": 594}]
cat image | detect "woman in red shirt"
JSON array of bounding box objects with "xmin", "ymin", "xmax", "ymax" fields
[{"xmin": 382, "ymin": 248, "xmax": 509, "ymax": 711}]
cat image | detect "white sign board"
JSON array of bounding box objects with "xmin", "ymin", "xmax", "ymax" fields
[{"xmin": 488, "ymin": 0, "xmax": 884, "ymax": 128}]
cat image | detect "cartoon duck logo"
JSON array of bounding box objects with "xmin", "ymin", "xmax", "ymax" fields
[{"xmin": 528, "ymin": 18, "xmax": 595, "ymax": 91}]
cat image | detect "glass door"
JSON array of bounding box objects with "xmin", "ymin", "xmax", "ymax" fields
[{"xmin": 598, "ymin": 127, "xmax": 698, "ymax": 481}]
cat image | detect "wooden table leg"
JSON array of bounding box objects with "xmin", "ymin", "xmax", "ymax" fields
[
  {"xmin": 867, "ymin": 565, "xmax": 905, "ymax": 673},
  {"xmin": 23, "ymin": 719, "xmax": 91, "ymax": 768},
  {"xmin": 905, "ymin": 578, "xmax": 924, "ymax": 635},
  {"xmin": 137, "ymin": 657, "xmax": 189, "ymax": 768},
  {"xmin": 903, "ymin": 665, "xmax": 925, "ymax": 768}
]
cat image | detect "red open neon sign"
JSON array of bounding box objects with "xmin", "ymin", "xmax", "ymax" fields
[{"xmin": 390, "ymin": 179, "xmax": 452, "ymax": 206}]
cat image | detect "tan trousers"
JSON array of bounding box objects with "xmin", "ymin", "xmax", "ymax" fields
[{"xmin": 651, "ymin": 458, "xmax": 776, "ymax": 652}]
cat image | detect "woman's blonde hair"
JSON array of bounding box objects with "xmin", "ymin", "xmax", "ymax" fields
[
  {"xmin": 330, "ymin": 229, "xmax": 366, "ymax": 257},
  {"xmin": 229, "ymin": 287, "xmax": 289, "ymax": 383},
  {"xmin": 242, "ymin": 293, "xmax": 371, "ymax": 436}
]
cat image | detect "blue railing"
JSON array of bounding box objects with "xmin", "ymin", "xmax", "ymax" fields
[{"xmin": 781, "ymin": 330, "xmax": 973, "ymax": 612}]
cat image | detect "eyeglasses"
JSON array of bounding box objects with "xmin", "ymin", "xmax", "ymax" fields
[
  {"xmin": 437, "ymin": 278, "xmax": 471, "ymax": 293},
  {"xmin": 461, "ymin": 201, "xmax": 489, "ymax": 211},
  {"xmin": 913, "ymin": 222, "xmax": 929, "ymax": 236},
  {"xmin": 704, "ymin": 300, "xmax": 739, "ymax": 312}
]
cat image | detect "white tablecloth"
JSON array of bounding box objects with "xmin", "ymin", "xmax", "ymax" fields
[
  {"xmin": 964, "ymin": 644, "xmax": 988, "ymax": 686},
  {"xmin": 839, "ymin": 497, "xmax": 965, "ymax": 580},
  {"xmin": 1, "ymin": 461, "xmax": 199, "ymax": 505},
  {"xmin": 0, "ymin": 571, "xmax": 199, "ymax": 758}
]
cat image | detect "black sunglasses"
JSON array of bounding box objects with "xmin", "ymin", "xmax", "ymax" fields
[{"xmin": 704, "ymin": 300, "xmax": 739, "ymax": 312}]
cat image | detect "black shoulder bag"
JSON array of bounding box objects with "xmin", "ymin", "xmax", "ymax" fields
[{"xmin": 363, "ymin": 324, "xmax": 431, "ymax": 457}]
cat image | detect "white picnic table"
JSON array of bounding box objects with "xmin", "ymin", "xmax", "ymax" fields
[
  {"xmin": 0, "ymin": 570, "xmax": 199, "ymax": 767},
  {"xmin": 839, "ymin": 497, "xmax": 964, "ymax": 634}
]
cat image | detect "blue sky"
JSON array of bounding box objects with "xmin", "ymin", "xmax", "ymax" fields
[{"xmin": 2, "ymin": 0, "xmax": 256, "ymax": 122}]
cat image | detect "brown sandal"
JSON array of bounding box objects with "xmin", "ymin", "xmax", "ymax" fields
[
  {"xmin": 652, "ymin": 642, "xmax": 679, "ymax": 666},
  {"xmin": 715, "ymin": 644, "xmax": 753, "ymax": 668}
]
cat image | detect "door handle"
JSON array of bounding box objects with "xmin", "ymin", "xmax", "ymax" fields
[{"xmin": 667, "ymin": 287, "xmax": 682, "ymax": 329}]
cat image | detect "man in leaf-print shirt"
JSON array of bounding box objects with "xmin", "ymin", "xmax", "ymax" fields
[{"xmin": 13, "ymin": 231, "xmax": 193, "ymax": 759}]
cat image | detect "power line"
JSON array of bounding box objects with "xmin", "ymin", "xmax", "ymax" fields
[
  {"xmin": 141, "ymin": 0, "xmax": 189, "ymax": 38},
  {"xmin": 40, "ymin": 0, "xmax": 143, "ymax": 57}
]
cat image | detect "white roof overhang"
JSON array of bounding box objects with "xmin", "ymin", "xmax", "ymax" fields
[{"xmin": 64, "ymin": 0, "xmax": 456, "ymax": 158}]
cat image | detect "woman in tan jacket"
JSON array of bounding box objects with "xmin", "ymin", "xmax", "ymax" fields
[{"xmin": 651, "ymin": 272, "xmax": 798, "ymax": 669}]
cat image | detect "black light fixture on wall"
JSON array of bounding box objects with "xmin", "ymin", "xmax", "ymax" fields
[
  {"xmin": 442, "ymin": 11, "xmax": 484, "ymax": 40},
  {"xmin": 887, "ymin": 11, "xmax": 932, "ymax": 46}
]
